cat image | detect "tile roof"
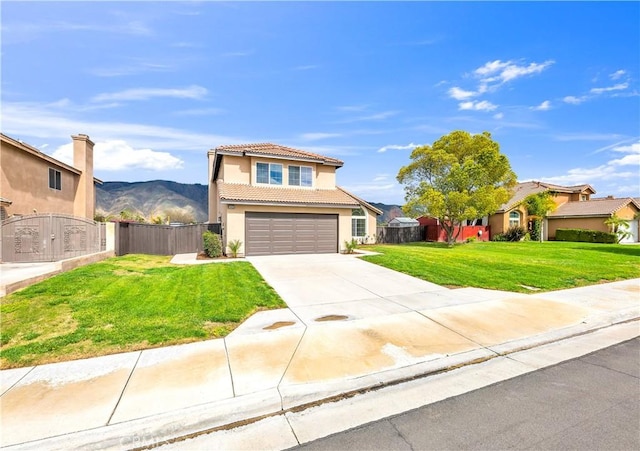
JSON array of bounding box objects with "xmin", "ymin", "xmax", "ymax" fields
[
  {"xmin": 548, "ymin": 197, "xmax": 639, "ymax": 217},
  {"xmin": 214, "ymin": 143, "xmax": 344, "ymax": 166},
  {"xmin": 336, "ymin": 187, "xmax": 383, "ymax": 215},
  {"xmin": 218, "ymin": 182, "xmax": 361, "ymax": 208},
  {"xmin": 498, "ymin": 181, "xmax": 597, "ymax": 212}
]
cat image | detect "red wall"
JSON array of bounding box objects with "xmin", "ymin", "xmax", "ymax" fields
[{"xmin": 419, "ymin": 217, "xmax": 490, "ymax": 242}]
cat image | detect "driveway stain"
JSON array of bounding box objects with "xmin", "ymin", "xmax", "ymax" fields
[
  {"xmin": 315, "ymin": 315, "xmax": 349, "ymax": 322},
  {"xmin": 263, "ymin": 321, "xmax": 296, "ymax": 330}
]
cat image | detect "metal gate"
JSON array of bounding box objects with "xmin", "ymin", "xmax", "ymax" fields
[{"xmin": 1, "ymin": 214, "xmax": 105, "ymax": 262}]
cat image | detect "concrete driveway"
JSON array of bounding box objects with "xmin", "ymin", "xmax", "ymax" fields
[{"xmin": 247, "ymin": 253, "xmax": 451, "ymax": 324}]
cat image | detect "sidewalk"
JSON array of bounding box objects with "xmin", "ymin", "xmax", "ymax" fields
[{"xmin": 1, "ymin": 255, "xmax": 638, "ymax": 450}]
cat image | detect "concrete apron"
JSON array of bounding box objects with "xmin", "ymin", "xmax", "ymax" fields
[{"xmin": 1, "ymin": 278, "xmax": 639, "ymax": 450}]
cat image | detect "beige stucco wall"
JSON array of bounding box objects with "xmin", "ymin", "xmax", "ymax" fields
[
  {"xmin": 315, "ymin": 165, "xmax": 336, "ymax": 189},
  {"xmin": 1, "ymin": 141, "xmax": 79, "ymax": 217},
  {"xmin": 616, "ymin": 204, "xmax": 638, "ymax": 220},
  {"xmin": 220, "ymin": 204, "xmax": 365, "ymax": 256},
  {"xmin": 224, "ymin": 155, "xmax": 251, "ymax": 184},
  {"xmin": 547, "ymin": 217, "xmax": 609, "ymax": 238},
  {"xmin": 489, "ymin": 206, "xmax": 528, "ymax": 237}
]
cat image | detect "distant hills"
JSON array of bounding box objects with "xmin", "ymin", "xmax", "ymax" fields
[{"xmin": 96, "ymin": 180, "xmax": 403, "ymax": 224}]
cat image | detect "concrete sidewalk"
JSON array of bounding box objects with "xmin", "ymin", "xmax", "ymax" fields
[{"xmin": 0, "ymin": 253, "xmax": 638, "ymax": 450}]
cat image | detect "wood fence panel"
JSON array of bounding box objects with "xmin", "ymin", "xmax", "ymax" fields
[
  {"xmin": 376, "ymin": 226, "xmax": 425, "ymax": 244},
  {"xmin": 114, "ymin": 222, "xmax": 222, "ymax": 256}
]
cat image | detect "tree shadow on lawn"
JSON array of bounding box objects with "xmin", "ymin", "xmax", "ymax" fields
[{"xmin": 574, "ymin": 245, "xmax": 640, "ymax": 257}]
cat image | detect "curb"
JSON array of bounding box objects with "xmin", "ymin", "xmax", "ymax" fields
[{"xmin": 5, "ymin": 313, "xmax": 638, "ymax": 451}]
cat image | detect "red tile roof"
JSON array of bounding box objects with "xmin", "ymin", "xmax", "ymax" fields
[
  {"xmin": 218, "ymin": 182, "xmax": 362, "ymax": 208},
  {"xmin": 214, "ymin": 143, "xmax": 343, "ymax": 166}
]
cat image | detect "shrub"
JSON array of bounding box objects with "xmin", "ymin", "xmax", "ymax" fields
[
  {"xmin": 465, "ymin": 236, "xmax": 477, "ymax": 243},
  {"xmin": 344, "ymin": 238, "xmax": 358, "ymax": 254},
  {"xmin": 203, "ymin": 231, "xmax": 223, "ymax": 257},
  {"xmin": 504, "ymin": 226, "xmax": 527, "ymax": 242},
  {"xmin": 530, "ymin": 219, "xmax": 542, "ymax": 241},
  {"xmin": 492, "ymin": 233, "xmax": 506, "ymax": 242},
  {"xmin": 227, "ymin": 239, "xmax": 242, "ymax": 258},
  {"xmin": 555, "ymin": 228, "xmax": 617, "ymax": 244}
]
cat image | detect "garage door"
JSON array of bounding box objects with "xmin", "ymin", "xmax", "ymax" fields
[
  {"xmin": 620, "ymin": 220, "xmax": 639, "ymax": 243},
  {"xmin": 245, "ymin": 212, "xmax": 338, "ymax": 256}
]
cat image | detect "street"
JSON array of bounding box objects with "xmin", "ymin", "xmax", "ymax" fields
[{"xmin": 295, "ymin": 338, "xmax": 640, "ymax": 450}]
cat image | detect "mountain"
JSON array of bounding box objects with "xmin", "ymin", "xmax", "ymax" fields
[
  {"xmin": 96, "ymin": 180, "xmax": 405, "ymax": 224},
  {"xmin": 96, "ymin": 180, "xmax": 208, "ymax": 222},
  {"xmin": 369, "ymin": 202, "xmax": 405, "ymax": 224}
]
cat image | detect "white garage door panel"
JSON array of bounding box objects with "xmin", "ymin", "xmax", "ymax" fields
[{"xmin": 245, "ymin": 212, "xmax": 338, "ymax": 256}]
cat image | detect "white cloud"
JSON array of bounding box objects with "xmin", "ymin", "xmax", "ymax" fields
[
  {"xmin": 532, "ymin": 100, "xmax": 551, "ymax": 111},
  {"xmin": 335, "ymin": 104, "xmax": 369, "ymax": 112},
  {"xmin": 448, "ymin": 87, "xmax": 476, "ymax": 100},
  {"xmin": 373, "ymin": 174, "xmax": 389, "ymax": 182},
  {"xmin": 473, "ymin": 59, "xmax": 554, "ymax": 84},
  {"xmin": 52, "ymin": 141, "xmax": 184, "ymax": 171},
  {"xmin": 493, "ymin": 112, "xmax": 504, "ymax": 119},
  {"xmin": 1, "ymin": 100, "xmax": 244, "ymax": 153},
  {"xmin": 563, "ymin": 95, "xmax": 587, "ymax": 105},
  {"xmin": 338, "ymin": 110, "xmax": 400, "ymax": 123},
  {"xmin": 542, "ymin": 139, "xmax": 640, "ymax": 187},
  {"xmin": 293, "ymin": 65, "xmax": 319, "ymax": 71},
  {"xmin": 555, "ymin": 133, "xmax": 625, "ymax": 142},
  {"xmin": 611, "ymin": 142, "xmax": 640, "ymax": 154},
  {"xmin": 299, "ymin": 132, "xmax": 342, "ymax": 141},
  {"xmin": 91, "ymin": 85, "xmax": 208, "ymax": 103},
  {"xmin": 173, "ymin": 108, "xmax": 225, "ymax": 116},
  {"xmin": 590, "ymin": 82, "xmax": 629, "ymax": 94},
  {"xmin": 458, "ymin": 100, "xmax": 498, "ymax": 112},
  {"xmin": 610, "ymin": 70, "xmax": 626, "ymax": 80},
  {"xmin": 378, "ymin": 142, "xmax": 419, "ymax": 153}
]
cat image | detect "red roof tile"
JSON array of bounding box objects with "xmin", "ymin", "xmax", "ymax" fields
[{"xmin": 214, "ymin": 143, "xmax": 343, "ymax": 166}]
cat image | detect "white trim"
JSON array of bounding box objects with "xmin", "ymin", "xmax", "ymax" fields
[{"xmin": 255, "ymin": 161, "xmax": 283, "ymax": 186}]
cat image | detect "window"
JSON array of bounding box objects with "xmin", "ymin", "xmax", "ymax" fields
[
  {"xmin": 580, "ymin": 194, "xmax": 587, "ymax": 201},
  {"xmin": 509, "ymin": 211, "xmax": 520, "ymax": 228},
  {"xmin": 288, "ymin": 165, "xmax": 312, "ymax": 187},
  {"xmin": 49, "ymin": 168, "xmax": 61, "ymax": 190},
  {"xmin": 256, "ymin": 162, "xmax": 282, "ymax": 185},
  {"xmin": 352, "ymin": 207, "xmax": 366, "ymax": 237}
]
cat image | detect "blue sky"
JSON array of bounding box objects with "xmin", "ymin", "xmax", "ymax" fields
[{"xmin": 2, "ymin": 1, "xmax": 639, "ymax": 204}]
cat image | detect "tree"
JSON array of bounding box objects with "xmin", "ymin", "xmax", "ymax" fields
[
  {"xmin": 522, "ymin": 191, "xmax": 556, "ymax": 241},
  {"xmin": 397, "ymin": 130, "xmax": 516, "ymax": 246},
  {"xmin": 604, "ymin": 214, "xmax": 631, "ymax": 243}
]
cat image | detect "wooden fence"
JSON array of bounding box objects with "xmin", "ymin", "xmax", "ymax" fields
[
  {"xmin": 114, "ymin": 222, "xmax": 222, "ymax": 256},
  {"xmin": 376, "ymin": 226, "xmax": 425, "ymax": 244}
]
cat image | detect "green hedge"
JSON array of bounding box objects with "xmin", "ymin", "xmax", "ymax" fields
[{"xmin": 555, "ymin": 228, "xmax": 617, "ymax": 244}]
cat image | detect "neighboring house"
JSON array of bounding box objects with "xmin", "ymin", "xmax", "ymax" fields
[
  {"xmin": 0, "ymin": 133, "xmax": 101, "ymax": 220},
  {"xmin": 489, "ymin": 181, "xmax": 639, "ymax": 242},
  {"xmin": 208, "ymin": 143, "xmax": 381, "ymax": 256},
  {"xmin": 388, "ymin": 217, "xmax": 419, "ymax": 227},
  {"xmin": 546, "ymin": 196, "xmax": 640, "ymax": 243}
]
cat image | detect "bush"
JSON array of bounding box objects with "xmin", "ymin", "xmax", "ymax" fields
[
  {"xmin": 465, "ymin": 236, "xmax": 477, "ymax": 243},
  {"xmin": 555, "ymin": 228, "xmax": 617, "ymax": 244},
  {"xmin": 492, "ymin": 233, "xmax": 506, "ymax": 242},
  {"xmin": 504, "ymin": 226, "xmax": 527, "ymax": 242},
  {"xmin": 203, "ymin": 231, "xmax": 223, "ymax": 257},
  {"xmin": 530, "ymin": 219, "xmax": 542, "ymax": 241},
  {"xmin": 227, "ymin": 239, "xmax": 242, "ymax": 258},
  {"xmin": 344, "ymin": 238, "xmax": 358, "ymax": 254}
]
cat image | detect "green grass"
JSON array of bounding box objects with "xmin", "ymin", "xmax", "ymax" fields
[
  {"xmin": 0, "ymin": 255, "xmax": 285, "ymax": 368},
  {"xmin": 363, "ymin": 241, "xmax": 640, "ymax": 293}
]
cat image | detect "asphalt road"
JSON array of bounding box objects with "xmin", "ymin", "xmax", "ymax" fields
[{"xmin": 295, "ymin": 338, "xmax": 640, "ymax": 450}]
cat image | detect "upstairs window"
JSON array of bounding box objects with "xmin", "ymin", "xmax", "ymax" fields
[
  {"xmin": 49, "ymin": 168, "xmax": 61, "ymax": 190},
  {"xmin": 289, "ymin": 165, "xmax": 312, "ymax": 187},
  {"xmin": 256, "ymin": 162, "xmax": 283, "ymax": 185}
]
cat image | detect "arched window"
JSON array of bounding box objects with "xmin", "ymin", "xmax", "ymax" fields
[{"xmin": 509, "ymin": 211, "xmax": 521, "ymax": 228}]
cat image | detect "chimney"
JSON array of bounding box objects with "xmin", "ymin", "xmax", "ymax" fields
[
  {"xmin": 606, "ymin": 195, "xmax": 614, "ymax": 200},
  {"xmin": 71, "ymin": 134, "xmax": 95, "ymax": 219}
]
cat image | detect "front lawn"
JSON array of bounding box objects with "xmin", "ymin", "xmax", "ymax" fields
[
  {"xmin": 363, "ymin": 241, "xmax": 640, "ymax": 293},
  {"xmin": 0, "ymin": 255, "xmax": 285, "ymax": 368}
]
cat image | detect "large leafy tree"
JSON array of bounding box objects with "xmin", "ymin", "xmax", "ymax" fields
[
  {"xmin": 397, "ymin": 130, "xmax": 516, "ymax": 246},
  {"xmin": 522, "ymin": 192, "xmax": 556, "ymax": 241}
]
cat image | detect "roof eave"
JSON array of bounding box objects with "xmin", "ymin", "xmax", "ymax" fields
[{"xmin": 220, "ymin": 199, "xmax": 358, "ymax": 209}]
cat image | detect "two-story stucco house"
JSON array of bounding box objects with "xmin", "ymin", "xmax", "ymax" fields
[
  {"xmin": 0, "ymin": 133, "xmax": 101, "ymax": 221},
  {"xmin": 489, "ymin": 181, "xmax": 639, "ymax": 242},
  {"xmin": 208, "ymin": 143, "xmax": 381, "ymax": 256}
]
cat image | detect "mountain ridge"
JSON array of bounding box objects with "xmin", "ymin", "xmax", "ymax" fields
[{"xmin": 96, "ymin": 180, "xmax": 403, "ymax": 223}]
